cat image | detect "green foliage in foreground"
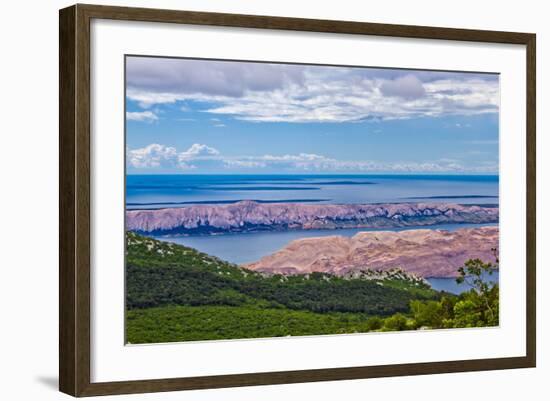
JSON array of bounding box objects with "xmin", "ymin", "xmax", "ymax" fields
[
  {"xmin": 409, "ymin": 255, "xmax": 499, "ymax": 329},
  {"xmin": 126, "ymin": 232, "xmax": 439, "ymax": 316},
  {"xmin": 125, "ymin": 232, "xmax": 499, "ymax": 344},
  {"xmin": 127, "ymin": 282, "xmax": 499, "ymax": 343},
  {"xmin": 409, "ymin": 286, "xmax": 499, "ymax": 330},
  {"xmin": 126, "ymin": 305, "xmax": 378, "ymax": 343}
]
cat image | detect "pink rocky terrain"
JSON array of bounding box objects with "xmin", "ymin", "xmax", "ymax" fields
[
  {"xmin": 126, "ymin": 201, "xmax": 498, "ymax": 235},
  {"xmin": 245, "ymin": 226, "xmax": 499, "ymax": 278}
]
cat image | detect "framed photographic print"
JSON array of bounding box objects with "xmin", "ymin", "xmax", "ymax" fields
[{"xmin": 59, "ymin": 4, "xmax": 536, "ymax": 397}]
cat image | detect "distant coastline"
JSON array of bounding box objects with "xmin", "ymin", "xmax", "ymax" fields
[
  {"xmin": 126, "ymin": 201, "xmax": 499, "ymax": 236},
  {"xmin": 127, "ymin": 198, "xmax": 331, "ymax": 209},
  {"xmin": 127, "ymin": 200, "xmax": 500, "ymax": 211}
]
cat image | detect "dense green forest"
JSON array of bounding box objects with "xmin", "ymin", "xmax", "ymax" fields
[{"xmin": 126, "ymin": 232, "xmax": 498, "ymax": 344}]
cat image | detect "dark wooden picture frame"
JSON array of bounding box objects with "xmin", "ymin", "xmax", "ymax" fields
[{"xmin": 59, "ymin": 3, "xmax": 536, "ymax": 397}]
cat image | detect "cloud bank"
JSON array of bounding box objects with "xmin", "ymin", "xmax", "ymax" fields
[
  {"xmin": 127, "ymin": 143, "xmax": 497, "ymax": 173},
  {"xmin": 126, "ymin": 57, "xmax": 499, "ymax": 123}
]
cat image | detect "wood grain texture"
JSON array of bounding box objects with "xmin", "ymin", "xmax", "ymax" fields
[
  {"xmin": 59, "ymin": 3, "xmax": 537, "ymax": 397},
  {"xmin": 77, "ymin": 356, "xmax": 533, "ymax": 396},
  {"xmin": 78, "ymin": 3, "xmax": 533, "ymax": 43},
  {"xmin": 59, "ymin": 5, "xmax": 76, "ymax": 396},
  {"xmin": 60, "ymin": 4, "xmax": 92, "ymax": 396}
]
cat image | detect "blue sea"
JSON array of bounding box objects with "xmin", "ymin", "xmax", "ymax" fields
[
  {"xmin": 127, "ymin": 174, "xmax": 499, "ymax": 293},
  {"xmin": 126, "ymin": 174, "xmax": 499, "ymax": 209},
  {"xmin": 428, "ymin": 271, "xmax": 499, "ymax": 294}
]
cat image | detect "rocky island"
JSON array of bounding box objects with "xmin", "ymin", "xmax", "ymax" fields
[{"xmin": 126, "ymin": 200, "xmax": 498, "ymax": 236}]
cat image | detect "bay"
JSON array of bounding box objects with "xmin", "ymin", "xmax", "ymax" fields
[
  {"xmin": 156, "ymin": 222, "xmax": 498, "ymax": 265},
  {"xmin": 427, "ymin": 271, "xmax": 499, "ymax": 295}
]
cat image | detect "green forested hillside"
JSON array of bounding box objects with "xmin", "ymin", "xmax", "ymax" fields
[
  {"xmin": 125, "ymin": 232, "xmax": 497, "ymax": 344},
  {"xmin": 127, "ymin": 306, "xmax": 381, "ymax": 343}
]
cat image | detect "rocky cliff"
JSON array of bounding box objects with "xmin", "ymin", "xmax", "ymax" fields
[
  {"xmin": 126, "ymin": 200, "xmax": 498, "ymax": 236},
  {"xmin": 245, "ymin": 227, "xmax": 499, "ymax": 278}
]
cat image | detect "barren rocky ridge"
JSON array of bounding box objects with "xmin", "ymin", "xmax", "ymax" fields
[
  {"xmin": 245, "ymin": 226, "xmax": 499, "ymax": 278},
  {"xmin": 126, "ymin": 201, "xmax": 498, "ymax": 235}
]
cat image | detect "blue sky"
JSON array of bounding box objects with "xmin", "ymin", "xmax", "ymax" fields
[{"xmin": 126, "ymin": 56, "xmax": 499, "ymax": 175}]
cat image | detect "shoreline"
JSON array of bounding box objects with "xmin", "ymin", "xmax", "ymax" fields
[
  {"xmin": 145, "ymin": 223, "xmax": 499, "ymax": 279},
  {"xmin": 127, "ymin": 201, "xmax": 500, "ymax": 211},
  {"xmin": 148, "ymin": 221, "xmax": 499, "ymax": 239}
]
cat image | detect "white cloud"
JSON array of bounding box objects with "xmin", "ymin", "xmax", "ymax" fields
[
  {"xmin": 127, "ymin": 75, "xmax": 498, "ymax": 123},
  {"xmin": 236, "ymin": 154, "xmax": 496, "ymax": 173},
  {"xmin": 127, "ymin": 143, "xmax": 496, "ymax": 173},
  {"xmin": 127, "ymin": 143, "xmax": 220, "ymax": 170},
  {"xmin": 127, "ymin": 144, "xmax": 178, "ymax": 168},
  {"xmin": 127, "ymin": 90, "xmax": 182, "ymax": 109},
  {"xmin": 223, "ymin": 159, "xmax": 267, "ymax": 168},
  {"xmin": 126, "ymin": 59, "xmax": 499, "ymax": 123},
  {"xmin": 179, "ymin": 143, "xmax": 220, "ymax": 160},
  {"xmin": 126, "ymin": 110, "xmax": 158, "ymax": 122}
]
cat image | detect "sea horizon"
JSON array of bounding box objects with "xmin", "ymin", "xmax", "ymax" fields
[
  {"xmin": 126, "ymin": 173, "xmax": 499, "ymax": 209},
  {"xmin": 126, "ymin": 172, "xmax": 499, "ymax": 177}
]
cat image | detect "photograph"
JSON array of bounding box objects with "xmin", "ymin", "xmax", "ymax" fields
[{"xmin": 124, "ymin": 56, "xmax": 500, "ymax": 344}]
